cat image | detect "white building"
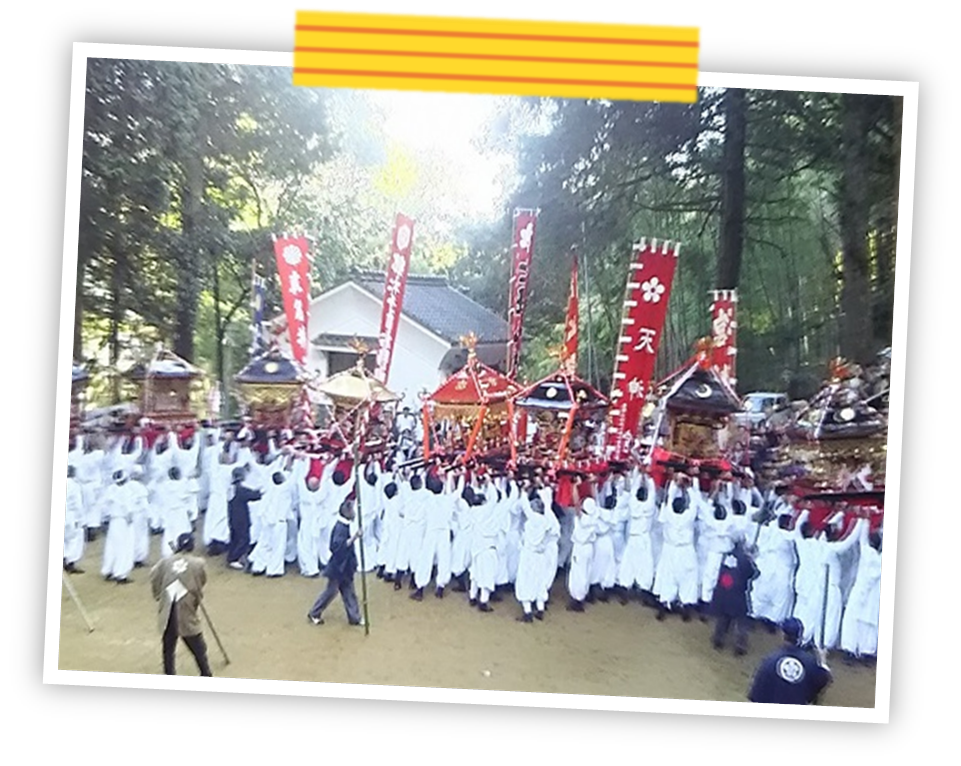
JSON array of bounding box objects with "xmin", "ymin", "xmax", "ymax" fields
[{"xmin": 273, "ymin": 270, "xmax": 509, "ymax": 406}]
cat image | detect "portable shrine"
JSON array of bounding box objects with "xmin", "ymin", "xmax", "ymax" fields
[
  {"xmin": 125, "ymin": 347, "xmax": 203, "ymax": 427},
  {"xmin": 234, "ymin": 347, "xmax": 309, "ymax": 429}
]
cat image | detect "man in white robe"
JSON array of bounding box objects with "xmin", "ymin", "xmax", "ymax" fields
[
  {"xmin": 616, "ymin": 468, "xmax": 658, "ymax": 605},
  {"xmin": 395, "ymin": 472, "xmax": 428, "ymax": 590},
  {"xmin": 468, "ymin": 484, "xmax": 500, "ymax": 612},
  {"xmin": 64, "ymin": 465, "xmax": 86, "ymax": 573},
  {"xmin": 840, "ymin": 515, "xmax": 882, "ymax": 662},
  {"xmin": 751, "ymin": 510, "xmax": 798, "ymax": 628},
  {"xmin": 294, "ymin": 458, "xmax": 325, "ymax": 578},
  {"xmin": 159, "ymin": 466, "xmax": 194, "ymax": 561},
  {"xmin": 566, "ymin": 481, "xmax": 597, "ymax": 612},
  {"xmin": 100, "ymin": 470, "xmax": 136, "ymax": 583},
  {"xmin": 411, "ymin": 470, "xmax": 455, "ymax": 599},
  {"xmin": 249, "ymin": 469, "xmax": 291, "ymax": 577},
  {"xmin": 514, "ymin": 487, "xmax": 559, "ymax": 621},
  {"xmin": 129, "ymin": 465, "xmax": 152, "ymax": 567},
  {"xmin": 77, "ymin": 434, "xmax": 106, "ymax": 540},
  {"xmin": 653, "ymin": 477, "xmax": 699, "ymax": 621}
]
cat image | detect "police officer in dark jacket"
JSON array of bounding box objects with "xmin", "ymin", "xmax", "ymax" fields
[
  {"xmin": 711, "ymin": 538, "xmax": 759, "ymax": 655},
  {"xmin": 748, "ymin": 618, "xmax": 833, "ymax": 704},
  {"xmin": 307, "ymin": 496, "xmax": 363, "ymax": 626}
]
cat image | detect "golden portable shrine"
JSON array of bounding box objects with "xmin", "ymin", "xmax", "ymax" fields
[
  {"xmin": 315, "ymin": 340, "xmax": 400, "ymax": 450},
  {"xmin": 511, "ymin": 368, "xmax": 609, "ymax": 467},
  {"xmin": 234, "ymin": 347, "xmax": 309, "ymax": 429},
  {"xmin": 779, "ymin": 357, "xmax": 889, "ymax": 492},
  {"xmin": 422, "ymin": 333, "xmax": 519, "ymax": 461},
  {"xmin": 124, "ymin": 347, "xmax": 204, "ymax": 427}
]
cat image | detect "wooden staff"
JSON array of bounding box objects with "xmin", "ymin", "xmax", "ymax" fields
[
  {"xmin": 351, "ymin": 403, "xmax": 372, "ymax": 636},
  {"xmin": 819, "ymin": 563, "xmax": 830, "ymax": 651}
]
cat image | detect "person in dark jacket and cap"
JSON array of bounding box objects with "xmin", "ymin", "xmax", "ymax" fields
[
  {"xmin": 748, "ymin": 617, "xmax": 832, "ymax": 704},
  {"xmin": 149, "ymin": 532, "xmax": 212, "ymax": 676},
  {"xmin": 710, "ymin": 538, "xmax": 759, "ymax": 655},
  {"xmin": 307, "ymin": 496, "xmax": 364, "ymax": 626},
  {"xmin": 226, "ymin": 466, "xmax": 263, "ymax": 571}
]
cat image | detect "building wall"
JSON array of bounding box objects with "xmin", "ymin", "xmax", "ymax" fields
[{"xmin": 278, "ymin": 283, "xmax": 451, "ymax": 407}]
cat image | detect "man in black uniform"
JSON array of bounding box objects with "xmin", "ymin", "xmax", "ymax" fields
[
  {"xmin": 748, "ymin": 618, "xmax": 832, "ymax": 704},
  {"xmin": 711, "ymin": 539, "xmax": 759, "ymax": 655},
  {"xmin": 307, "ymin": 496, "xmax": 363, "ymax": 626}
]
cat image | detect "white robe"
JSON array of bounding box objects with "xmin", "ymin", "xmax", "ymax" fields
[
  {"xmin": 567, "ymin": 503, "xmax": 597, "ymax": 601},
  {"xmin": 469, "ymin": 495, "xmax": 500, "ymax": 595},
  {"xmin": 652, "ymin": 483, "xmax": 698, "ymax": 607},
  {"xmin": 129, "ymin": 479, "xmax": 151, "ymax": 564},
  {"xmin": 397, "ymin": 484, "xmax": 428, "ymax": 573},
  {"xmin": 64, "ymin": 477, "xmax": 85, "ymax": 565},
  {"xmin": 698, "ymin": 506, "xmax": 735, "ymax": 604},
  {"xmin": 589, "ymin": 502, "xmax": 617, "ymax": 589},
  {"xmin": 448, "ymin": 490, "xmax": 472, "ymax": 578},
  {"xmin": 751, "ymin": 522, "xmax": 797, "ymax": 623},
  {"xmin": 295, "ymin": 464, "xmax": 326, "ymax": 577},
  {"xmin": 249, "ymin": 477, "xmax": 291, "ymax": 576},
  {"xmin": 159, "ymin": 479, "xmax": 193, "ymax": 559},
  {"xmin": 78, "ymin": 447, "xmax": 105, "ymax": 529},
  {"xmin": 379, "ymin": 484, "xmax": 406, "ymax": 574},
  {"xmin": 617, "ymin": 475, "xmax": 658, "ymax": 590},
  {"xmin": 514, "ymin": 494, "xmax": 559, "ymax": 605},
  {"xmin": 203, "ymin": 459, "xmax": 233, "ymax": 547},
  {"xmin": 100, "ymin": 482, "xmax": 135, "ymax": 579},
  {"xmin": 356, "ymin": 469, "xmax": 383, "ymax": 572},
  {"xmin": 414, "ymin": 489, "xmax": 454, "ymax": 589},
  {"xmin": 840, "ymin": 522, "xmax": 882, "ymax": 656}
]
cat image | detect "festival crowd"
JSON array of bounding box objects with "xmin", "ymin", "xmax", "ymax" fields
[{"xmin": 63, "ymin": 421, "xmax": 883, "ymax": 665}]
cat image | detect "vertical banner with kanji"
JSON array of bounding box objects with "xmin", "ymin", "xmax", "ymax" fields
[
  {"xmin": 373, "ymin": 213, "xmax": 415, "ymax": 385},
  {"xmin": 249, "ymin": 268, "xmax": 267, "ymax": 358},
  {"xmin": 606, "ymin": 238, "xmax": 681, "ymax": 460},
  {"xmin": 711, "ymin": 289, "xmax": 737, "ymax": 389},
  {"xmin": 273, "ymin": 234, "xmax": 312, "ymax": 365},
  {"xmin": 560, "ymin": 252, "xmax": 579, "ymax": 375},
  {"xmin": 506, "ymin": 208, "xmax": 537, "ymax": 379}
]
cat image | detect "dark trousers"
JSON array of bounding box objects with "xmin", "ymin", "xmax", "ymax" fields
[
  {"xmin": 226, "ymin": 507, "xmax": 250, "ymax": 563},
  {"xmin": 308, "ymin": 574, "xmax": 361, "ymax": 624},
  {"xmin": 713, "ymin": 612, "xmax": 750, "ymax": 651},
  {"xmin": 163, "ymin": 607, "xmax": 213, "ymax": 676}
]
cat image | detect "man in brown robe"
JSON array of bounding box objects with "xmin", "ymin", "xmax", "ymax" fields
[{"xmin": 150, "ymin": 533, "xmax": 212, "ymax": 676}]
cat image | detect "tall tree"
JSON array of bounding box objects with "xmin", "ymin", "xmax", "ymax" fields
[
  {"xmin": 716, "ymin": 88, "xmax": 747, "ymax": 290},
  {"xmin": 838, "ymin": 93, "xmax": 874, "ymax": 364}
]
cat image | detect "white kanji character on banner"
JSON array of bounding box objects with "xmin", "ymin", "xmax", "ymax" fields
[
  {"xmin": 713, "ymin": 307, "xmax": 734, "ymax": 344},
  {"xmin": 289, "ymin": 272, "xmax": 303, "ymax": 296},
  {"xmin": 293, "ymin": 299, "xmax": 305, "ymax": 323},
  {"xmin": 391, "ymin": 252, "xmax": 406, "ymax": 275},
  {"xmin": 296, "ymin": 324, "xmax": 307, "ymax": 351},
  {"xmin": 628, "ymin": 378, "xmax": 645, "ymax": 399},
  {"xmin": 634, "ymin": 327, "xmax": 657, "ymax": 354}
]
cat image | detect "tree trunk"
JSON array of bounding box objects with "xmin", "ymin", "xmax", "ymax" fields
[
  {"xmin": 109, "ymin": 251, "xmax": 123, "ymax": 404},
  {"xmin": 73, "ymin": 253, "xmax": 86, "ymax": 361},
  {"xmin": 213, "ymin": 257, "xmax": 225, "ymax": 399},
  {"xmin": 174, "ymin": 155, "xmax": 205, "ymax": 361},
  {"xmin": 838, "ymin": 94, "xmax": 874, "ymax": 365},
  {"xmin": 716, "ymin": 88, "xmax": 747, "ymax": 290}
]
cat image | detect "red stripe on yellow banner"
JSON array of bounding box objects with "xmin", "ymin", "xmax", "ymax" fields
[{"xmin": 293, "ymin": 11, "xmax": 699, "ymax": 103}]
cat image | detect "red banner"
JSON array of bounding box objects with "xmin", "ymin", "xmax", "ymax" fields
[
  {"xmin": 273, "ymin": 234, "xmax": 312, "ymax": 365},
  {"xmin": 605, "ymin": 238, "xmax": 681, "ymax": 460},
  {"xmin": 373, "ymin": 213, "xmax": 415, "ymax": 385},
  {"xmin": 560, "ymin": 253, "xmax": 579, "ymax": 375},
  {"xmin": 710, "ymin": 289, "xmax": 737, "ymax": 389},
  {"xmin": 506, "ymin": 209, "xmax": 537, "ymax": 378}
]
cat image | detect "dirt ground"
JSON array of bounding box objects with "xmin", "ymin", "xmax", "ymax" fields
[{"xmin": 58, "ymin": 534, "xmax": 876, "ymax": 707}]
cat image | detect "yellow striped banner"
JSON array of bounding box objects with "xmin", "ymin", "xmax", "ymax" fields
[{"xmin": 294, "ymin": 11, "xmax": 699, "ymax": 103}]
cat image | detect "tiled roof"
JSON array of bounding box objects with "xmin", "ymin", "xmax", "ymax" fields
[{"xmin": 347, "ymin": 270, "xmax": 509, "ymax": 344}]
